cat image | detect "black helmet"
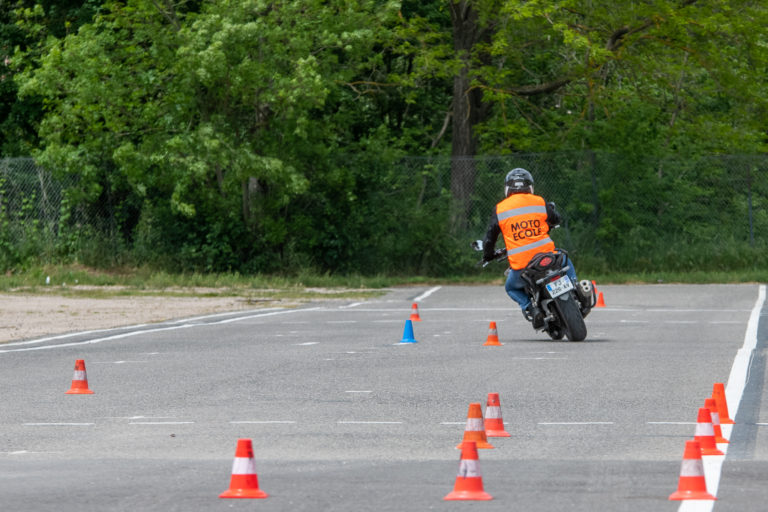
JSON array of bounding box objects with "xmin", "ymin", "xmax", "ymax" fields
[{"xmin": 504, "ymin": 168, "xmax": 534, "ymax": 196}]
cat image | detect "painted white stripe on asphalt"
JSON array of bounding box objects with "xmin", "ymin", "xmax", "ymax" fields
[
  {"xmin": 129, "ymin": 422, "xmax": 194, "ymax": 425},
  {"xmin": 414, "ymin": 286, "xmax": 441, "ymax": 302},
  {"xmin": 647, "ymin": 422, "xmax": 696, "ymax": 425},
  {"xmin": 538, "ymin": 422, "xmax": 613, "ymax": 425},
  {"xmin": 0, "ymin": 308, "xmax": 321, "ymax": 353},
  {"xmin": 229, "ymin": 421, "xmax": 297, "ymax": 424},
  {"xmin": 295, "ymin": 342, "xmax": 319, "ymax": 346},
  {"xmin": 338, "ymin": 421, "xmax": 403, "ymax": 425},
  {"xmin": 24, "ymin": 423, "xmax": 94, "ymax": 426},
  {"xmin": 678, "ymin": 284, "xmax": 766, "ymax": 512}
]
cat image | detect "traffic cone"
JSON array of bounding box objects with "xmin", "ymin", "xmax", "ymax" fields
[
  {"xmin": 483, "ymin": 321, "xmax": 502, "ymax": 346},
  {"xmin": 704, "ymin": 397, "xmax": 728, "ymax": 444},
  {"xmin": 484, "ymin": 393, "xmax": 510, "ymax": 437},
  {"xmin": 409, "ymin": 302, "xmax": 422, "ymax": 322},
  {"xmin": 444, "ymin": 441, "xmax": 493, "ymax": 501},
  {"xmin": 693, "ymin": 407, "xmax": 724, "ymax": 456},
  {"xmin": 65, "ymin": 359, "xmax": 94, "ymax": 394},
  {"xmin": 669, "ymin": 440, "xmax": 716, "ymax": 500},
  {"xmin": 595, "ymin": 291, "xmax": 606, "ymax": 307},
  {"xmin": 712, "ymin": 382, "xmax": 734, "ymax": 424},
  {"xmin": 399, "ymin": 319, "xmax": 418, "ymax": 344},
  {"xmin": 456, "ymin": 403, "xmax": 494, "ymax": 449},
  {"xmin": 219, "ymin": 439, "xmax": 268, "ymax": 499}
]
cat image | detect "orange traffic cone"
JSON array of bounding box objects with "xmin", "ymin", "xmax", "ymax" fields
[
  {"xmin": 669, "ymin": 440, "xmax": 716, "ymax": 500},
  {"xmin": 595, "ymin": 291, "xmax": 606, "ymax": 307},
  {"xmin": 712, "ymin": 382, "xmax": 734, "ymax": 424},
  {"xmin": 409, "ymin": 302, "xmax": 422, "ymax": 322},
  {"xmin": 483, "ymin": 322, "xmax": 502, "ymax": 346},
  {"xmin": 484, "ymin": 393, "xmax": 510, "ymax": 437},
  {"xmin": 693, "ymin": 408, "xmax": 724, "ymax": 456},
  {"xmin": 444, "ymin": 441, "xmax": 493, "ymax": 501},
  {"xmin": 220, "ymin": 439, "xmax": 268, "ymax": 499},
  {"xmin": 704, "ymin": 397, "xmax": 728, "ymax": 444},
  {"xmin": 456, "ymin": 403, "xmax": 494, "ymax": 449},
  {"xmin": 65, "ymin": 359, "xmax": 94, "ymax": 394}
]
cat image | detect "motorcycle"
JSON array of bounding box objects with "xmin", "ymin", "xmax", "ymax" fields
[{"xmin": 472, "ymin": 240, "xmax": 594, "ymax": 341}]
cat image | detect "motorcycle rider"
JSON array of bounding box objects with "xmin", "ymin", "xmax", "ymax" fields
[{"xmin": 482, "ymin": 168, "xmax": 593, "ymax": 328}]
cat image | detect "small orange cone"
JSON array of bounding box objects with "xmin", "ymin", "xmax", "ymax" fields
[
  {"xmin": 669, "ymin": 440, "xmax": 716, "ymax": 500},
  {"xmin": 65, "ymin": 359, "xmax": 94, "ymax": 394},
  {"xmin": 220, "ymin": 439, "xmax": 268, "ymax": 499},
  {"xmin": 483, "ymin": 321, "xmax": 502, "ymax": 346},
  {"xmin": 444, "ymin": 441, "xmax": 493, "ymax": 501},
  {"xmin": 704, "ymin": 397, "xmax": 728, "ymax": 444},
  {"xmin": 484, "ymin": 393, "xmax": 510, "ymax": 437},
  {"xmin": 711, "ymin": 382, "xmax": 734, "ymax": 424},
  {"xmin": 409, "ymin": 302, "xmax": 422, "ymax": 321},
  {"xmin": 456, "ymin": 403, "xmax": 494, "ymax": 449},
  {"xmin": 693, "ymin": 407, "xmax": 724, "ymax": 456},
  {"xmin": 595, "ymin": 291, "xmax": 606, "ymax": 307}
]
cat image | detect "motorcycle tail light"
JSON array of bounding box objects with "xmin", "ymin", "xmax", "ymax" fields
[{"xmin": 539, "ymin": 256, "xmax": 553, "ymax": 267}]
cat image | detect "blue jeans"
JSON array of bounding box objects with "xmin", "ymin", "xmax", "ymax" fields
[{"xmin": 505, "ymin": 257, "xmax": 578, "ymax": 311}]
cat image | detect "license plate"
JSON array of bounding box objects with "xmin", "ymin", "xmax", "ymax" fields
[{"xmin": 545, "ymin": 275, "xmax": 574, "ymax": 298}]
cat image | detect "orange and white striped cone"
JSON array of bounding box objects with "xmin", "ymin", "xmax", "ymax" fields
[
  {"xmin": 65, "ymin": 359, "xmax": 94, "ymax": 394},
  {"xmin": 669, "ymin": 440, "xmax": 716, "ymax": 500},
  {"xmin": 595, "ymin": 291, "xmax": 606, "ymax": 307},
  {"xmin": 409, "ymin": 302, "xmax": 422, "ymax": 322},
  {"xmin": 219, "ymin": 439, "xmax": 268, "ymax": 499},
  {"xmin": 484, "ymin": 393, "xmax": 510, "ymax": 437},
  {"xmin": 693, "ymin": 407, "xmax": 724, "ymax": 456},
  {"xmin": 712, "ymin": 382, "xmax": 734, "ymax": 424},
  {"xmin": 704, "ymin": 397, "xmax": 728, "ymax": 444},
  {"xmin": 483, "ymin": 321, "xmax": 501, "ymax": 346},
  {"xmin": 456, "ymin": 402, "xmax": 494, "ymax": 449},
  {"xmin": 444, "ymin": 441, "xmax": 493, "ymax": 501}
]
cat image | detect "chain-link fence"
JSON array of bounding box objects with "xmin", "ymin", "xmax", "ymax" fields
[
  {"xmin": 3, "ymin": 153, "xmax": 767, "ymax": 271},
  {"xmin": 399, "ymin": 152, "xmax": 768, "ymax": 256}
]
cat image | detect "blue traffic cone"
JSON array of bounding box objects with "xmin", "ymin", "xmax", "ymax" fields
[{"xmin": 399, "ymin": 319, "xmax": 418, "ymax": 344}]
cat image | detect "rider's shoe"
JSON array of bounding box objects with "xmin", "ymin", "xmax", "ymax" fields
[
  {"xmin": 576, "ymin": 280, "xmax": 596, "ymax": 316},
  {"xmin": 523, "ymin": 305, "xmax": 545, "ymax": 329}
]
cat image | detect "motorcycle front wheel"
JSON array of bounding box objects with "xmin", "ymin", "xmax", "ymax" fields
[{"xmin": 555, "ymin": 295, "xmax": 587, "ymax": 341}]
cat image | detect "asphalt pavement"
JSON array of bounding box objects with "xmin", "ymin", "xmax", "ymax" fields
[{"xmin": 1, "ymin": 284, "xmax": 766, "ymax": 511}]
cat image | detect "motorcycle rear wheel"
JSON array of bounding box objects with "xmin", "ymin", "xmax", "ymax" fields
[{"xmin": 555, "ymin": 295, "xmax": 587, "ymax": 341}]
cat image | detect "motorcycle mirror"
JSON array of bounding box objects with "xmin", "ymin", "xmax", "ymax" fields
[{"xmin": 471, "ymin": 240, "xmax": 483, "ymax": 251}]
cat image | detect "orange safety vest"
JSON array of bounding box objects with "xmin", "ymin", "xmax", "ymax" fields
[{"xmin": 496, "ymin": 193, "xmax": 555, "ymax": 269}]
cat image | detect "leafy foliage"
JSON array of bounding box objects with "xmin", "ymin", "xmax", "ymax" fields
[{"xmin": 2, "ymin": 0, "xmax": 768, "ymax": 275}]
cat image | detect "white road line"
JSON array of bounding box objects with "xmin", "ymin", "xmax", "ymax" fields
[
  {"xmin": 295, "ymin": 342, "xmax": 319, "ymax": 346},
  {"xmin": 414, "ymin": 286, "xmax": 442, "ymax": 302},
  {"xmin": 678, "ymin": 284, "xmax": 766, "ymax": 512},
  {"xmin": 1, "ymin": 450, "xmax": 61, "ymax": 455},
  {"xmin": 129, "ymin": 421, "xmax": 194, "ymax": 425},
  {"xmin": 0, "ymin": 308, "xmax": 321, "ymax": 353},
  {"xmin": 23, "ymin": 423, "xmax": 94, "ymax": 426},
  {"xmin": 229, "ymin": 421, "xmax": 297, "ymax": 424},
  {"xmin": 338, "ymin": 421, "xmax": 403, "ymax": 425},
  {"xmin": 327, "ymin": 320, "xmax": 357, "ymax": 324},
  {"xmin": 92, "ymin": 360, "xmax": 146, "ymax": 364},
  {"xmin": 538, "ymin": 422, "xmax": 614, "ymax": 425}
]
